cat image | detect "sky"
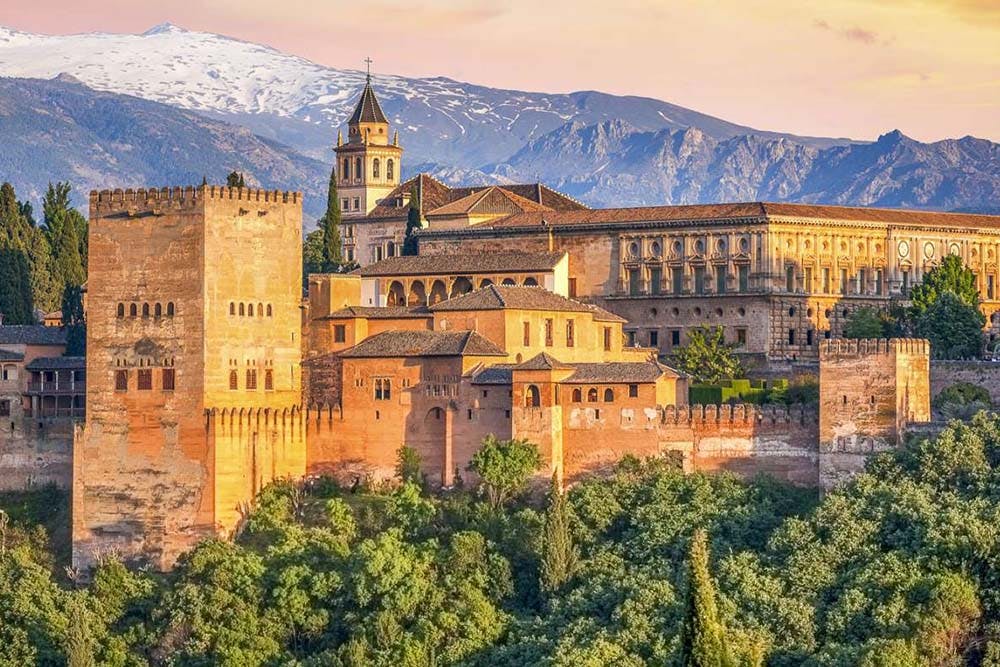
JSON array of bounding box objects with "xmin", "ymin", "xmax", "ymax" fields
[{"xmin": 3, "ymin": 0, "xmax": 999, "ymax": 142}]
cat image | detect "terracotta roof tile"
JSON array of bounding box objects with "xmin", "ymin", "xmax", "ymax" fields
[
  {"xmin": 467, "ymin": 363, "xmax": 516, "ymax": 385},
  {"xmin": 340, "ymin": 330, "xmax": 506, "ymax": 358},
  {"xmin": 0, "ymin": 325, "xmax": 68, "ymax": 346},
  {"xmin": 515, "ymin": 352, "xmax": 574, "ymax": 370},
  {"xmin": 563, "ymin": 361, "xmax": 681, "ymax": 384},
  {"xmin": 357, "ymin": 252, "xmax": 565, "ymax": 277},
  {"xmin": 348, "ymin": 80, "xmax": 388, "ymax": 125},
  {"xmin": 25, "ymin": 356, "xmax": 85, "ymax": 371},
  {"xmin": 426, "ymin": 186, "xmax": 553, "ymax": 217},
  {"xmin": 428, "ymin": 285, "xmax": 614, "ymax": 317},
  {"xmin": 324, "ymin": 306, "xmax": 431, "ymax": 320}
]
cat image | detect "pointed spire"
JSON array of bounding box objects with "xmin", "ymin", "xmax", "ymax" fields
[
  {"xmin": 337, "ymin": 129, "xmax": 343, "ymax": 147},
  {"xmin": 348, "ymin": 60, "xmax": 388, "ymax": 125}
]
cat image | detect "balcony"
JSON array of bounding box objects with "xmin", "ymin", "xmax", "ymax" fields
[{"xmin": 26, "ymin": 381, "xmax": 85, "ymax": 395}]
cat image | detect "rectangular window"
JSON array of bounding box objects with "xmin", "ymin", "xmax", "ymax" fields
[
  {"xmin": 568, "ymin": 278, "xmax": 577, "ymax": 298},
  {"xmin": 694, "ymin": 266, "xmax": 705, "ymax": 294},
  {"xmin": 650, "ymin": 266, "xmax": 662, "ymax": 295},
  {"xmin": 467, "ymin": 409, "xmax": 473, "ymax": 420},
  {"xmin": 137, "ymin": 369, "xmax": 152, "ymax": 391},
  {"xmin": 840, "ymin": 269, "xmax": 848, "ymax": 295},
  {"xmin": 342, "ymin": 198, "xmax": 349, "ymax": 211},
  {"xmin": 822, "ymin": 267, "xmax": 831, "ymax": 293},
  {"xmin": 246, "ymin": 369, "xmax": 258, "ymax": 390},
  {"xmin": 649, "ymin": 330, "xmax": 659, "ymax": 347},
  {"xmin": 788, "ymin": 329, "xmax": 796, "ymax": 345},
  {"xmin": 715, "ymin": 267, "xmax": 726, "ymax": 294},
  {"xmin": 806, "ymin": 329, "xmax": 814, "ymax": 346},
  {"xmin": 523, "ymin": 321, "xmax": 531, "ymax": 346},
  {"xmin": 334, "ymin": 325, "xmax": 346, "ymax": 343},
  {"xmin": 875, "ymin": 270, "xmax": 884, "ymax": 295},
  {"xmin": 0, "ymin": 399, "xmax": 10, "ymax": 416},
  {"xmin": 736, "ymin": 328, "xmax": 747, "ymax": 347},
  {"xmin": 902, "ymin": 270, "xmax": 910, "ymax": 294},
  {"xmin": 545, "ymin": 319, "xmax": 554, "ymax": 347},
  {"xmin": 804, "ymin": 267, "xmax": 813, "ymax": 292},
  {"xmin": 353, "ymin": 197, "xmax": 360, "ymax": 211},
  {"xmin": 989, "ymin": 275, "xmax": 995, "ymax": 300},
  {"xmin": 626, "ymin": 330, "xmax": 637, "ymax": 347},
  {"xmin": 374, "ymin": 377, "xmax": 391, "ymax": 400},
  {"xmin": 265, "ymin": 369, "xmax": 274, "ymax": 391},
  {"xmin": 229, "ymin": 370, "xmax": 238, "ymax": 390},
  {"xmin": 857, "ymin": 269, "xmax": 867, "ymax": 295},
  {"xmin": 162, "ymin": 368, "xmax": 175, "ymax": 391},
  {"xmin": 673, "ymin": 266, "xmax": 684, "ymax": 295},
  {"xmin": 671, "ymin": 329, "xmax": 681, "ymax": 346},
  {"xmin": 785, "ymin": 265, "xmax": 795, "ymax": 292},
  {"xmin": 737, "ymin": 264, "xmax": 749, "ymax": 293},
  {"xmin": 628, "ymin": 384, "xmax": 639, "ymax": 398},
  {"xmin": 566, "ymin": 320, "xmax": 575, "ymax": 347},
  {"xmin": 603, "ymin": 327, "xmax": 611, "ymax": 351},
  {"xmin": 628, "ymin": 268, "xmax": 641, "ymax": 296},
  {"xmin": 0, "ymin": 365, "xmax": 14, "ymax": 381}
]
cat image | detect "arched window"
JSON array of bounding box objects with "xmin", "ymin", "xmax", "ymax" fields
[
  {"xmin": 355, "ymin": 157, "xmax": 363, "ymax": 180},
  {"xmin": 387, "ymin": 159, "xmax": 394, "ymax": 180},
  {"xmin": 572, "ymin": 388, "xmax": 582, "ymax": 402},
  {"xmin": 523, "ymin": 277, "xmax": 539, "ymax": 286},
  {"xmin": 258, "ymin": 302, "xmax": 264, "ymax": 317},
  {"xmin": 166, "ymin": 302, "xmax": 175, "ymax": 316},
  {"xmin": 373, "ymin": 158, "xmax": 380, "ymax": 178},
  {"xmin": 239, "ymin": 303, "xmax": 245, "ymax": 316},
  {"xmin": 142, "ymin": 303, "xmax": 150, "ymax": 318},
  {"xmin": 154, "ymin": 303, "xmax": 162, "ymax": 318},
  {"xmin": 525, "ymin": 385, "xmax": 541, "ymax": 408},
  {"xmin": 116, "ymin": 303, "xmax": 125, "ymax": 318},
  {"xmin": 604, "ymin": 388, "xmax": 614, "ymax": 402},
  {"xmin": 587, "ymin": 388, "xmax": 598, "ymax": 402},
  {"xmin": 387, "ymin": 241, "xmax": 395, "ymax": 257},
  {"xmin": 343, "ymin": 158, "xmax": 350, "ymax": 181},
  {"xmin": 229, "ymin": 370, "xmax": 238, "ymax": 390},
  {"xmin": 266, "ymin": 304, "xmax": 272, "ymax": 317},
  {"xmin": 129, "ymin": 303, "xmax": 137, "ymax": 317},
  {"xmin": 248, "ymin": 303, "xmax": 254, "ymax": 317},
  {"xmin": 230, "ymin": 302, "xmax": 235, "ymax": 316}
]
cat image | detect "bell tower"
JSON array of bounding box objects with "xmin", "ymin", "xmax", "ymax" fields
[{"xmin": 335, "ymin": 59, "xmax": 403, "ymax": 219}]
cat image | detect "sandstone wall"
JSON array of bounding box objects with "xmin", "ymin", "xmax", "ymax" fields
[
  {"xmin": 930, "ymin": 361, "xmax": 1000, "ymax": 405},
  {"xmin": 0, "ymin": 417, "xmax": 74, "ymax": 490}
]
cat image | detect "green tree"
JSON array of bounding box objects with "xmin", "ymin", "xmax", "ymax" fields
[
  {"xmin": 302, "ymin": 228, "xmax": 326, "ymax": 286},
  {"xmin": 539, "ymin": 473, "xmax": 578, "ymax": 595},
  {"xmin": 227, "ymin": 171, "xmax": 247, "ymax": 188},
  {"xmin": 395, "ymin": 446, "xmax": 423, "ymax": 485},
  {"xmin": 43, "ymin": 182, "xmax": 86, "ymax": 292},
  {"xmin": 843, "ymin": 306, "xmax": 888, "ymax": 339},
  {"xmin": 0, "ymin": 182, "xmax": 35, "ymax": 323},
  {"xmin": 679, "ymin": 529, "xmax": 734, "ymax": 667},
  {"xmin": 933, "ymin": 382, "xmax": 992, "ymax": 421},
  {"xmin": 61, "ymin": 284, "xmax": 86, "ymax": 356},
  {"xmin": 468, "ymin": 436, "xmax": 541, "ymax": 510},
  {"xmin": 909, "ymin": 254, "xmax": 980, "ymax": 317},
  {"xmin": 915, "ymin": 291, "xmax": 985, "ymax": 359},
  {"xmin": 64, "ymin": 597, "xmax": 94, "ymax": 667},
  {"xmin": 320, "ymin": 166, "xmax": 343, "ymax": 270},
  {"xmin": 402, "ymin": 184, "xmax": 421, "ymax": 256},
  {"xmin": 672, "ymin": 325, "xmax": 743, "ymax": 384}
]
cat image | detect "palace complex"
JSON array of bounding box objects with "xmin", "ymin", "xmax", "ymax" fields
[{"xmin": 0, "ymin": 74, "xmax": 996, "ymax": 570}]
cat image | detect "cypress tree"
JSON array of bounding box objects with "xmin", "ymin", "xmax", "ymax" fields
[
  {"xmin": 679, "ymin": 529, "xmax": 734, "ymax": 667},
  {"xmin": 402, "ymin": 182, "xmax": 421, "ymax": 256},
  {"xmin": 65, "ymin": 599, "xmax": 95, "ymax": 667},
  {"xmin": 52, "ymin": 212, "xmax": 85, "ymax": 290},
  {"xmin": 540, "ymin": 472, "xmax": 578, "ymax": 595},
  {"xmin": 226, "ymin": 171, "xmax": 246, "ymax": 188},
  {"xmin": 42, "ymin": 182, "xmax": 86, "ymax": 294},
  {"xmin": 0, "ymin": 182, "xmax": 35, "ymax": 323},
  {"xmin": 320, "ymin": 165, "xmax": 343, "ymax": 270},
  {"xmin": 62, "ymin": 284, "xmax": 86, "ymax": 356}
]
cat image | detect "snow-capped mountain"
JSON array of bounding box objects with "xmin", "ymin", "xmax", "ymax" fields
[{"xmin": 0, "ymin": 22, "xmax": 847, "ymax": 168}]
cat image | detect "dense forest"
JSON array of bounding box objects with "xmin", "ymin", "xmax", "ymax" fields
[{"xmin": 2, "ymin": 415, "xmax": 1000, "ymax": 666}]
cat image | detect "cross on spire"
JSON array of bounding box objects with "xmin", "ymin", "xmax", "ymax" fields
[{"xmin": 364, "ymin": 57, "xmax": 373, "ymax": 82}]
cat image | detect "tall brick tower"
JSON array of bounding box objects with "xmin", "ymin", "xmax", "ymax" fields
[
  {"xmin": 818, "ymin": 338, "xmax": 931, "ymax": 490},
  {"xmin": 73, "ymin": 185, "xmax": 305, "ymax": 570},
  {"xmin": 335, "ymin": 65, "xmax": 403, "ymax": 219}
]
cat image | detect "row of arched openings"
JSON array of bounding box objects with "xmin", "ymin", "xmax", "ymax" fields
[
  {"xmin": 523, "ymin": 385, "xmax": 616, "ymax": 407},
  {"xmin": 341, "ymin": 157, "xmax": 394, "ymax": 182},
  {"xmin": 117, "ymin": 302, "xmax": 174, "ymax": 319},
  {"xmin": 229, "ymin": 302, "xmax": 273, "ymax": 317},
  {"xmin": 385, "ymin": 276, "xmax": 540, "ymax": 307}
]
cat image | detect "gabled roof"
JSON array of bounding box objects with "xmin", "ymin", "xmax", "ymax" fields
[
  {"xmin": 348, "ymin": 79, "xmax": 388, "ymax": 125},
  {"xmin": 324, "ymin": 306, "xmax": 431, "ymax": 320},
  {"xmin": 515, "ymin": 352, "xmax": 574, "ymax": 371},
  {"xmin": 25, "ymin": 356, "xmax": 85, "ymax": 371},
  {"xmin": 356, "ymin": 252, "xmax": 565, "ymax": 277},
  {"xmin": 425, "ymin": 186, "xmax": 552, "ymax": 217},
  {"xmin": 563, "ymin": 360, "xmax": 682, "ymax": 384},
  {"xmin": 339, "ymin": 330, "xmax": 506, "ymax": 358},
  {"xmin": 466, "ymin": 363, "xmax": 516, "ymax": 385},
  {"xmin": 428, "ymin": 285, "xmax": 625, "ymax": 322},
  {"xmin": 0, "ymin": 325, "xmax": 68, "ymax": 346}
]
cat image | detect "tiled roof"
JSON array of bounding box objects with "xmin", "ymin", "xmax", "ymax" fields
[
  {"xmin": 348, "ymin": 79, "xmax": 388, "ymax": 125},
  {"xmin": 563, "ymin": 361, "xmax": 682, "ymax": 384},
  {"xmin": 340, "ymin": 330, "xmax": 506, "ymax": 358},
  {"xmin": 364, "ymin": 174, "xmax": 586, "ymax": 221},
  {"xmin": 0, "ymin": 349, "xmax": 25, "ymax": 362},
  {"xmin": 516, "ymin": 352, "xmax": 574, "ymax": 371},
  {"xmin": 425, "ymin": 186, "xmax": 552, "ymax": 217},
  {"xmin": 449, "ymin": 201, "xmax": 1000, "ymax": 231},
  {"xmin": 467, "ymin": 364, "xmax": 516, "ymax": 385},
  {"xmin": 0, "ymin": 326, "xmax": 68, "ymax": 346},
  {"xmin": 429, "ymin": 285, "xmax": 625, "ymax": 322},
  {"xmin": 324, "ymin": 306, "xmax": 431, "ymax": 320},
  {"xmin": 356, "ymin": 252, "xmax": 565, "ymax": 277},
  {"xmin": 25, "ymin": 356, "xmax": 85, "ymax": 371}
]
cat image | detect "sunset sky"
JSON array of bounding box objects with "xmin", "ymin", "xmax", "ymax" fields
[{"xmin": 4, "ymin": 0, "xmax": 998, "ymax": 142}]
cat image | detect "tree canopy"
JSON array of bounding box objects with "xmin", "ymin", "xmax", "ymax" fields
[{"xmin": 671, "ymin": 325, "xmax": 744, "ymax": 384}]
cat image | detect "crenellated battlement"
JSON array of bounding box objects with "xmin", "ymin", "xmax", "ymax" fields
[
  {"xmin": 90, "ymin": 185, "xmax": 302, "ymax": 216},
  {"xmin": 660, "ymin": 403, "xmax": 818, "ymax": 427},
  {"xmin": 819, "ymin": 337, "xmax": 930, "ymax": 359}
]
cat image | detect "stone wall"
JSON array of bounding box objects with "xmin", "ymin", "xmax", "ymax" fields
[
  {"xmin": 0, "ymin": 417, "xmax": 74, "ymax": 491},
  {"xmin": 930, "ymin": 361, "xmax": 1000, "ymax": 405}
]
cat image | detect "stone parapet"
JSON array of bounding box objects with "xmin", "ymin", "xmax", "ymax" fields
[{"xmin": 89, "ymin": 185, "xmax": 302, "ymax": 217}]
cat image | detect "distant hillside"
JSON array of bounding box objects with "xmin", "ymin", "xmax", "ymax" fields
[{"xmin": 0, "ymin": 76, "xmax": 329, "ymax": 217}]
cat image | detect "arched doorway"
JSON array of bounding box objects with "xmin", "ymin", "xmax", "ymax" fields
[
  {"xmin": 429, "ymin": 280, "xmax": 448, "ymax": 305},
  {"xmin": 386, "ymin": 281, "xmax": 405, "ymax": 306},
  {"xmin": 408, "ymin": 281, "xmax": 427, "ymax": 306},
  {"xmin": 450, "ymin": 277, "xmax": 474, "ymax": 297},
  {"xmin": 525, "ymin": 385, "xmax": 541, "ymax": 407}
]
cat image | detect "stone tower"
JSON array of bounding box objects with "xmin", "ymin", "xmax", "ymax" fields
[
  {"xmin": 818, "ymin": 338, "xmax": 931, "ymax": 490},
  {"xmin": 73, "ymin": 185, "xmax": 306, "ymax": 571},
  {"xmin": 335, "ymin": 71, "xmax": 403, "ymax": 219}
]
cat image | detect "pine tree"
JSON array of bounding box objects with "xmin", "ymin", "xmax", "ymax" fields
[
  {"xmin": 679, "ymin": 529, "xmax": 734, "ymax": 667},
  {"xmin": 227, "ymin": 171, "xmax": 246, "ymax": 188},
  {"xmin": 42, "ymin": 182, "xmax": 87, "ymax": 295},
  {"xmin": 51, "ymin": 211, "xmax": 85, "ymax": 290},
  {"xmin": 0, "ymin": 182, "xmax": 35, "ymax": 323},
  {"xmin": 320, "ymin": 165, "xmax": 343, "ymax": 270},
  {"xmin": 62, "ymin": 284, "xmax": 86, "ymax": 356},
  {"xmin": 402, "ymin": 182, "xmax": 421, "ymax": 256},
  {"xmin": 540, "ymin": 472, "xmax": 579, "ymax": 595},
  {"xmin": 64, "ymin": 599, "xmax": 95, "ymax": 667}
]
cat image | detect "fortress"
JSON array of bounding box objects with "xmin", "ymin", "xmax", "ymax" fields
[{"xmin": 3, "ymin": 75, "xmax": 995, "ymax": 571}]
